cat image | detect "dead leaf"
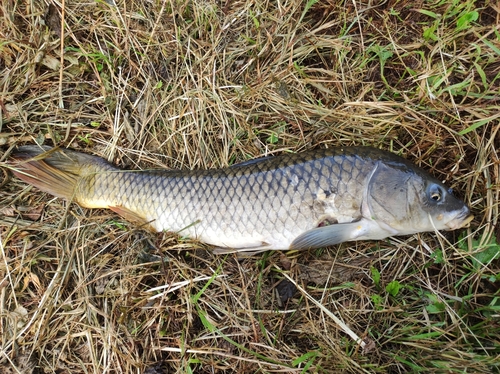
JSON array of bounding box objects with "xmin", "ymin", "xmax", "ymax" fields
[
  {"xmin": 0, "ymin": 206, "xmax": 15, "ymax": 217},
  {"xmin": 18, "ymin": 204, "xmax": 44, "ymax": 221},
  {"xmin": 12, "ymin": 305, "xmax": 28, "ymax": 329},
  {"xmin": 362, "ymin": 337, "xmax": 377, "ymax": 354},
  {"xmin": 45, "ymin": 4, "xmax": 61, "ymax": 36},
  {"xmin": 299, "ymin": 257, "xmax": 374, "ymax": 285},
  {"xmin": 275, "ymin": 279, "xmax": 297, "ymax": 306},
  {"xmin": 41, "ymin": 54, "xmax": 60, "ymax": 70},
  {"xmin": 279, "ymin": 251, "xmax": 292, "ymax": 270}
]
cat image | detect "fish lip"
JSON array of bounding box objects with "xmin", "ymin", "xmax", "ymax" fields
[{"xmin": 445, "ymin": 207, "xmax": 474, "ymax": 230}]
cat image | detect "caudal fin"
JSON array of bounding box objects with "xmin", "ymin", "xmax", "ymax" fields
[{"xmin": 10, "ymin": 145, "xmax": 110, "ymax": 203}]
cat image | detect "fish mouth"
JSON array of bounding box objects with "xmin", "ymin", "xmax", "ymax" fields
[{"xmin": 445, "ymin": 207, "xmax": 474, "ymax": 230}]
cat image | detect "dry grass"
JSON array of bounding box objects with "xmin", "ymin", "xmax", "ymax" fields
[{"xmin": 1, "ymin": 0, "xmax": 499, "ymax": 373}]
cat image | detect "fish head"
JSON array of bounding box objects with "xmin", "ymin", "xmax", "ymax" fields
[{"xmin": 366, "ymin": 160, "xmax": 473, "ymax": 235}]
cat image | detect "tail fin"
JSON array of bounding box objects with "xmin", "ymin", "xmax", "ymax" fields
[{"xmin": 10, "ymin": 145, "xmax": 111, "ymax": 203}]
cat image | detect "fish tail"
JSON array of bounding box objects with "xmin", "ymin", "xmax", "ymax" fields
[{"xmin": 10, "ymin": 145, "xmax": 111, "ymax": 206}]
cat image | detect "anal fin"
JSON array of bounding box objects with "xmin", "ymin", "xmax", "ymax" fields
[
  {"xmin": 109, "ymin": 206, "xmax": 155, "ymax": 231},
  {"xmin": 213, "ymin": 243, "xmax": 271, "ymax": 256}
]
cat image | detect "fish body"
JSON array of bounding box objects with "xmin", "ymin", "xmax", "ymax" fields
[{"xmin": 11, "ymin": 146, "xmax": 472, "ymax": 253}]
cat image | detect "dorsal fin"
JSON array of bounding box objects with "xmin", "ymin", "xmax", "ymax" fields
[{"xmin": 230, "ymin": 155, "xmax": 274, "ymax": 168}]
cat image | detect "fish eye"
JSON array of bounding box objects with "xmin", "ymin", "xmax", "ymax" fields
[
  {"xmin": 427, "ymin": 184, "xmax": 444, "ymax": 202},
  {"xmin": 431, "ymin": 192, "xmax": 441, "ymax": 201}
]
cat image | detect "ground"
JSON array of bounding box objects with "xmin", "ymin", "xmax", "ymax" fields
[{"xmin": 0, "ymin": 0, "xmax": 499, "ymax": 373}]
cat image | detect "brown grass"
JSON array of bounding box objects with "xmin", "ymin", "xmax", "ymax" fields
[{"xmin": 1, "ymin": 0, "xmax": 499, "ymax": 373}]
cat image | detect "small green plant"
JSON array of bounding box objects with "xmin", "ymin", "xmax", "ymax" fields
[
  {"xmin": 429, "ymin": 248, "xmax": 444, "ymax": 265},
  {"xmin": 299, "ymin": 0, "xmax": 320, "ymax": 23},
  {"xmin": 107, "ymin": 220, "xmax": 127, "ymax": 230},
  {"xmin": 371, "ymin": 266, "xmax": 381, "ymax": 288},
  {"xmin": 367, "ymin": 44, "xmax": 394, "ymax": 86},
  {"xmin": 65, "ymin": 46, "xmax": 111, "ymax": 73},
  {"xmin": 424, "ymin": 292, "xmax": 447, "ymax": 314},
  {"xmin": 267, "ymin": 132, "xmax": 279, "ymax": 144},
  {"xmin": 249, "ymin": 9, "xmax": 260, "ymax": 29},
  {"xmin": 77, "ymin": 133, "xmax": 92, "ymax": 144},
  {"xmin": 371, "ymin": 294, "xmax": 384, "ymax": 310},
  {"xmin": 458, "ymin": 231, "xmax": 500, "ymax": 279},
  {"xmin": 186, "ymin": 358, "xmax": 201, "ymax": 374},
  {"xmin": 292, "ymin": 350, "xmax": 319, "ymax": 373},
  {"xmin": 386, "ymin": 280, "xmax": 402, "ymax": 297},
  {"xmin": 455, "ymin": 9, "xmax": 479, "ymax": 32},
  {"xmin": 417, "ymin": 0, "xmax": 480, "ymax": 41}
]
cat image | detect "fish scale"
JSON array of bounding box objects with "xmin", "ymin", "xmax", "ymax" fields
[{"xmin": 10, "ymin": 146, "xmax": 473, "ymax": 254}]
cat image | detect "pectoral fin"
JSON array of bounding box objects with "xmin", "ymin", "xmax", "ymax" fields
[{"xmin": 290, "ymin": 221, "xmax": 367, "ymax": 250}]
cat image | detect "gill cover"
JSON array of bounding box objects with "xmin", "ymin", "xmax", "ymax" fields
[{"xmin": 366, "ymin": 161, "xmax": 422, "ymax": 231}]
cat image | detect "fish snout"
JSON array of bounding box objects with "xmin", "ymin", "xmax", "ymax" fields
[{"xmin": 445, "ymin": 206, "xmax": 473, "ymax": 230}]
